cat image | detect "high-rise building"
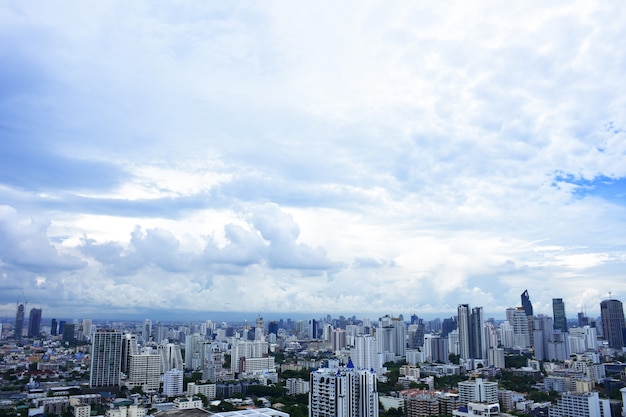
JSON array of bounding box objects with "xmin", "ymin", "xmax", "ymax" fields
[
  {"xmin": 27, "ymin": 308, "xmax": 42, "ymax": 338},
  {"xmin": 142, "ymin": 319, "xmax": 152, "ymax": 343},
  {"xmin": 376, "ymin": 315, "xmax": 406, "ymax": 357},
  {"xmin": 158, "ymin": 343, "xmax": 184, "ymax": 373},
  {"xmin": 126, "ymin": 354, "xmax": 161, "ymax": 391},
  {"xmin": 458, "ymin": 305, "xmax": 485, "ymax": 360},
  {"xmin": 162, "ymin": 368, "xmax": 184, "ymax": 397},
  {"xmin": 521, "ymin": 290, "xmax": 533, "ymax": 317},
  {"xmin": 90, "ymin": 329, "xmax": 123, "ymax": 388},
  {"xmin": 51, "ymin": 319, "xmax": 58, "ymax": 336},
  {"xmin": 553, "ymin": 298, "xmax": 568, "ymax": 333},
  {"xmin": 600, "ymin": 299, "xmax": 625, "ymax": 349},
  {"xmin": 353, "ymin": 335, "xmax": 381, "ymax": 372},
  {"xmin": 512, "ymin": 308, "xmax": 531, "ymax": 349},
  {"xmin": 309, "ymin": 359, "xmax": 379, "ymax": 417},
  {"xmin": 14, "ymin": 304, "xmax": 24, "ymax": 340},
  {"xmin": 62, "ymin": 323, "xmax": 75, "ymax": 343},
  {"xmin": 457, "ymin": 378, "xmax": 498, "ymax": 407},
  {"xmin": 121, "ymin": 333, "xmax": 139, "ymax": 374}
]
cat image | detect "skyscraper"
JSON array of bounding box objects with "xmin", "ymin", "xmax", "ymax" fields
[
  {"xmin": 458, "ymin": 304, "xmax": 485, "ymax": 360},
  {"xmin": 552, "ymin": 298, "xmax": 568, "ymax": 333},
  {"xmin": 27, "ymin": 308, "xmax": 42, "ymax": 338},
  {"xmin": 51, "ymin": 319, "xmax": 58, "ymax": 336},
  {"xmin": 90, "ymin": 329, "xmax": 123, "ymax": 388},
  {"xmin": 309, "ymin": 359, "xmax": 379, "ymax": 417},
  {"xmin": 14, "ymin": 304, "xmax": 24, "ymax": 340},
  {"xmin": 521, "ymin": 290, "xmax": 533, "ymax": 317},
  {"xmin": 600, "ymin": 299, "xmax": 625, "ymax": 349}
]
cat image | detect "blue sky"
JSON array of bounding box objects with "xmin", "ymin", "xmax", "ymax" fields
[{"xmin": 1, "ymin": 1, "xmax": 626, "ymax": 321}]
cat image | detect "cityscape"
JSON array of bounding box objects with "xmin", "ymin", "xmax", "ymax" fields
[
  {"xmin": 1, "ymin": 290, "xmax": 626, "ymax": 417},
  {"xmin": 2, "ymin": 2, "xmax": 626, "ymax": 417}
]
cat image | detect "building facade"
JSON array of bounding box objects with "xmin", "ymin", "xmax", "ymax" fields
[{"xmin": 90, "ymin": 329, "xmax": 123, "ymax": 388}]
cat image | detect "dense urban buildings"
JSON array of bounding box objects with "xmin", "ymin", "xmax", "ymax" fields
[{"xmin": 2, "ymin": 291, "xmax": 626, "ymax": 417}]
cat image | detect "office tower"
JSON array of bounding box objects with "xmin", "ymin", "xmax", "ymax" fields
[
  {"xmin": 62, "ymin": 324, "xmax": 75, "ymax": 343},
  {"xmin": 121, "ymin": 333, "xmax": 139, "ymax": 374},
  {"xmin": 309, "ymin": 319, "xmax": 318, "ymax": 339},
  {"xmin": 512, "ymin": 308, "xmax": 531, "ymax": 349},
  {"xmin": 27, "ymin": 308, "xmax": 42, "ymax": 338},
  {"xmin": 548, "ymin": 391, "xmax": 611, "ymax": 417},
  {"xmin": 441, "ymin": 317, "xmax": 457, "ymax": 338},
  {"xmin": 162, "ymin": 368, "xmax": 184, "ymax": 397},
  {"xmin": 59, "ymin": 320, "xmax": 66, "ymax": 335},
  {"xmin": 457, "ymin": 378, "xmax": 499, "ymax": 407},
  {"xmin": 600, "ymin": 299, "xmax": 625, "ymax": 349},
  {"xmin": 51, "ymin": 319, "xmax": 58, "ymax": 336},
  {"xmin": 142, "ymin": 319, "xmax": 152, "ymax": 343},
  {"xmin": 423, "ymin": 334, "xmax": 448, "ymax": 363},
  {"xmin": 309, "ymin": 359, "xmax": 379, "ymax": 417},
  {"xmin": 458, "ymin": 305, "xmax": 485, "ymax": 360},
  {"xmin": 553, "ymin": 298, "xmax": 568, "ymax": 332},
  {"xmin": 82, "ymin": 319, "xmax": 92, "ymax": 341},
  {"xmin": 14, "ymin": 304, "xmax": 24, "ymax": 340},
  {"xmin": 521, "ymin": 290, "xmax": 533, "ymax": 316},
  {"xmin": 578, "ymin": 311, "xmax": 590, "ymax": 327},
  {"xmin": 407, "ymin": 321, "xmax": 425, "ymax": 349},
  {"xmin": 268, "ymin": 321, "xmax": 278, "ymax": 336},
  {"xmin": 90, "ymin": 329, "xmax": 123, "ymax": 388}
]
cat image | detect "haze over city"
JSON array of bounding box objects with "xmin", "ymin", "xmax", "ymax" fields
[{"xmin": 1, "ymin": 1, "xmax": 626, "ymax": 321}]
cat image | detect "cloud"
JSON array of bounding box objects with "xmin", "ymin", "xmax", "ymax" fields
[
  {"xmin": 0, "ymin": 205, "xmax": 85, "ymax": 273},
  {"xmin": 1, "ymin": 1, "xmax": 626, "ymax": 319}
]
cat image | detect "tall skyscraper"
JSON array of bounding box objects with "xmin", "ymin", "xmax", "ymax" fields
[
  {"xmin": 600, "ymin": 299, "xmax": 625, "ymax": 349},
  {"xmin": 142, "ymin": 319, "xmax": 152, "ymax": 343},
  {"xmin": 90, "ymin": 329, "xmax": 123, "ymax": 388},
  {"xmin": 553, "ymin": 298, "xmax": 568, "ymax": 333},
  {"xmin": 121, "ymin": 333, "xmax": 139, "ymax": 374},
  {"xmin": 14, "ymin": 304, "xmax": 24, "ymax": 340},
  {"xmin": 27, "ymin": 308, "xmax": 42, "ymax": 338},
  {"xmin": 458, "ymin": 304, "xmax": 485, "ymax": 360},
  {"xmin": 309, "ymin": 359, "xmax": 379, "ymax": 417},
  {"xmin": 51, "ymin": 319, "xmax": 58, "ymax": 336},
  {"xmin": 521, "ymin": 290, "xmax": 533, "ymax": 316}
]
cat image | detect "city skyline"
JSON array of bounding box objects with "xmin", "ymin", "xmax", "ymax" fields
[{"xmin": 1, "ymin": 2, "xmax": 626, "ymax": 320}]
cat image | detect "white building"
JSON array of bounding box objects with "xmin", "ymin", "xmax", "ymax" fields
[
  {"xmin": 352, "ymin": 335, "xmax": 383, "ymax": 373},
  {"xmin": 187, "ymin": 382, "xmax": 217, "ymax": 400},
  {"xmin": 126, "ymin": 354, "xmax": 161, "ymax": 391},
  {"xmin": 453, "ymin": 402, "xmax": 501, "ymax": 417},
  {"xmin": 309, "ymin": 359, "xmax": 379, "ymax": 417},
  {"xmin": 458, "ymin": 378, "xmax": 499, "ymax": 407},
  {"xmin": 286, "ymin": 378, "xmax": 309, "ymax": 395},
  {"xmin": 162, "ymin": 368, "xmax": 184, "ymax": 397},
  {"xmin": 548, "ymin": 391, "xmax": 611, "ymax": 417}
]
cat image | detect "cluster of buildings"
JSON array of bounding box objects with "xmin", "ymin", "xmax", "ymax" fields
[{"xmin": 2, "ymin": 291, "xmax": 626, "ymax": 417}]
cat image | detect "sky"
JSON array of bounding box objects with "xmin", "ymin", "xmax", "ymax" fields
[{"xmin": 1, "ymin": 1, "xmax": 626, "ymax": 322}]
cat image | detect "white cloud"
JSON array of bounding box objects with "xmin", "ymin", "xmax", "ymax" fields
[{"xmin": 1, "ymin": 1, "xmax": 626, "ymax": 319}]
